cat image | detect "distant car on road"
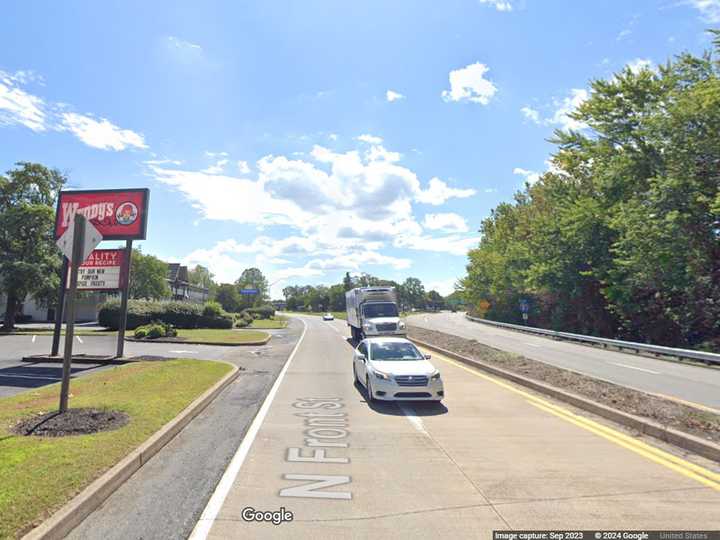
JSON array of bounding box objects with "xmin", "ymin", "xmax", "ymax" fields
[
  {"xmin": 352, "ymin": 337, "xmax": 444, "ymax": 402},
  {"xmin": 322, "ymin": 313, "xmax": 334, "ymax": 321}
]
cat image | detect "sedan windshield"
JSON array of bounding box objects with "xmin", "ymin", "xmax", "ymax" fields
[
  {"xmin": 370, "ymin": 342, "xmax": 423, "ymax": 361},
  {"xmin": 362, "ymin": 303, "xmax": 399, "ymax": 318}
]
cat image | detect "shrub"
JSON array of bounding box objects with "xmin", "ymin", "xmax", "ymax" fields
[
  {"xmin": 134, "ymin": 320, "xmax": 177, "ymax": 339},
  {"xmin": 146, "ymin": 324, "xmax": 164, "ymax": 339},
  {"xmin": 202, "ymin": 301, "xmax": 223, "ymax": 318},
  {"xmin": 134, "ymin": 327, "xmax": 147, "ymax": 339},
  {"xmin": 246, "ymin": 305, "xmax": 275, "ymax": 320},
  {"xmin": 99, "ymin": 300, "xmax": 232, "ymax": 330}
]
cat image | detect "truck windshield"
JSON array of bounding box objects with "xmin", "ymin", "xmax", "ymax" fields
[
  {"xmin": 362, "ymin": 303, "xmax": 398, "ymax": 318},
  {"xmin": 370, "ymin": 342, "xmax": 423, "ymax": 361}
]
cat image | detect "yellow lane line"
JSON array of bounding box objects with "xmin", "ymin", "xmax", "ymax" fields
[{"xmin": 423, "ymin": 348, "xmax": 720, "ymax": 491}]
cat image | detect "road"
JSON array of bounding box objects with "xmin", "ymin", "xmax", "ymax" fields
[
  {"xmin": 66, "ymin": 320, "xmax": 303, "ymax": 540},
  {"xmin": 406, "ymin": 312, "xmax": 720, "ymax": 410},
  {"xmin": 184, "ymin": 315, "xmax": 719, "ymax": 539},
  {"xmin": 0, "ymin": 332, "xmax": 282, "ymax": 398}
]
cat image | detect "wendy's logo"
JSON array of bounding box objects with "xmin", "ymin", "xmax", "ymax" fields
[{"xmin": 116, "ymin": 202, "xmax": 138, "ymax": 226}]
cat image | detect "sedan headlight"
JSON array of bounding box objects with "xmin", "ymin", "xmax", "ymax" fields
[
  {"xmin": 430, "ymin": 371, "xmax": 441, "ymax": 380},
  {"xmin": 363, "ymin": 323, "xmax": 373, "ymax": 330},
  {"xmin": 373, "ymin": 370, "xmax": 391, "ymax": 380},
  {"xmin": 398, "ymin": 321, "xmax": 406, "ymax": 329}
]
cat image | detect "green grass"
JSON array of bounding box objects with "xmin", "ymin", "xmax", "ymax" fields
[
  {"xmin": 284, "ymin": 311, "xmax": 347, "ymax": 320},
  {"xmin": 175, "ymin": 328, "xmax": 269, "ymax": 344},
  {"xmin": 0, "ymin": 359, "xmax": 232, "ymax": 539},
  {"xmin": 249, "ymin": 315, "xmax": 288, "ymax": 329}
]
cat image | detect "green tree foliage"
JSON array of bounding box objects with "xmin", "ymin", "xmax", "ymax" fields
[
  {"xmin": 425, "ymin": 290, "xmax": 445, "ymax": 311},
  {"xmin": 189, "ymin": 264, "xmax": 217, "ymax": 297},
  {"xmin": 129, "ymin": 249, "xmax": 171, "ymax": 300},
  {"xmin": 463, "ymin": 40, "xmax": 720, "ymax": 349},
  {"xmin": 215, "ymin": 283, "xmax": 242, "ymax": 312},
  {"xmin": 399, "ymin": 277, "xmax": 425, "ymax": 310},
  {"xmin": 235, "ymin": 267, "xmax": 269, "ymax": 309},
  {"xmin": 0, "ymin": 163, "xmax": 65, "ymax": 329}
]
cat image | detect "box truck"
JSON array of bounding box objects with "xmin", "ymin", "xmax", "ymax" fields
[{"xmin": 346, "ymin": 286, "xmax": 407, "ymax": 341}]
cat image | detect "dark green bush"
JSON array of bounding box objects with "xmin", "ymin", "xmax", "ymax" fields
[
  {"xmin": 245, "ymin": 305, "xmax": 275, "ymax": 320},
  {"xmin": 134, "ymin": 327, "xmax": 148, "ymax": 339},
  {"xmin": 134, "ymin": 320, "xmax": 177, "ymax": 339},
  {"xmin": 99, "ymin": 300, "xmax": 232, "ymax": 330}
]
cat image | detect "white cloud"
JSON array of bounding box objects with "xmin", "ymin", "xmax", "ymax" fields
[
  {"xmin": 616, "ymin": 28, "xmax": 632, "ymax": 41},
  {"xmin": 423, "ymin": 213, "xmax": 469, "ymax": 233},
  {"xmin": 521, "ymin": 106, "xmax": 540, "ymax": 124},
  {"xmin": 688, "ymin": 0, "xmax": 720, "ymax": 22},
  {"xmin": 478, "ymin": 0, "xmax": 513, "ymax": 11},
  {"xmin": 513, "ymin": 167, "xmax": 541, "ymax": 185},
  {"xmin": 442, "ymin": 62, "xmax": 497, "ymax": 105},
  {"xmin": 150, "ymin": 138, "xmax": 480, "ymax": 287},
  {"xmin": 60, "ymin": 112, "xmax": 147, "ymax": 151},
  {"xmin": 167, "ymin": 36, "xmax": 202, "ymax": 51},
  {"xmin": 237, "ymin": 160, "xmax": 251, "ymax": 174},
  {"xmin": 425, "ymin": 278, "xmax": 458, "ymax": 296},
  {"xmin": 415, "ymin": 177, "xmax": 476, "ymax": 205},
  {"xmin": 202, "ymin": 158, "xmax": 229, "ymax": 174},
  {"xmin": 625, "ymin": 58, "xmax": 656, "ymax": 74},
  {"xmin": 356, "ymin": 133, "xmax": 383, "ymax": 144},
  {"xmin": 547, "ymin": 88, "xmax": 588, "ymax": 132},
  {"xmin": 0, "ymin": 71, "xmax": 47, "ymax": 131},
  {"xmin": 386, "ymin": 90, "xmax": 405, "ymax": 102}
]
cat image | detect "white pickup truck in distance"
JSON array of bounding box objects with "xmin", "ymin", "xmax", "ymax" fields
[{"xmin": 346, "ymin": 286, "xmax": 407, "ymax": 341}]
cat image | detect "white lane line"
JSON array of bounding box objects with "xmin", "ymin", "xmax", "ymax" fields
[
  {"xmin": 524, "ymin": 342, "xmax": 541, "ymax": 348},
  {"xmin": 76, "ymin": 336, "xmax": 83, "ymax": 344},
  {"xmin": 610, "ymin": 362, "xmax": 661, "ymax": 375},
  {"xmin": 168, "ymin": 350, "xmax": 197, "ymax": 354},
  {"xmin": 32, "ymin": 335, "xmax": 36, "ymax": 343},
  {"xmin": 399, "ymin": 403, "xmax": 429, "ymax": 437},
  {"xmin": 189, "ymin": 318, "xmax": 308, "ymax": 540}
]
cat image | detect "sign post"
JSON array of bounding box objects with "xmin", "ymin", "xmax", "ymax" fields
[
  {"xmin": 51, "ymin": 259, "xmax": 69, "ymax": 357},
  {"xmin": 116, "ymin": 240, "xmax": 133, "ymax": 358},
  {"xmin": 59, "ymin": 216, "xmax": 85, "ymax": 413},
  {"xmin": 519, "ymin": 298, "xmax": 529, "ymax": 324}
]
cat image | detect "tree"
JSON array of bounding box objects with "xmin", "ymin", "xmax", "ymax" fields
[
  {"xmin": 0, "ymin": 163, "xmax": 65, "ymax": 330},
  {"xmin": 235, "ymin": 267, "xmax": 269, "ymax": 309},
  {"xmin": 215, "ymin": 283, "xmax": 241, "ymax": 312},
  {"xmin": 342, "ymin": 272, "xmax": 354, "ymax": 291},
  {"xmin": 400, "ymin": 277, "xmax": 425, "ymax": 310},
  {"xmin": 426, "ymin": 290, "xmax": 445, "ymax": 311},
  {"xmin": 129, "ymin": 249, "xmax": 170, "ymax": 300},
  {"xmin": 189, "ymin": 264, "xmax": 216, "ymax": 297},
  {"xmin": 463, "ymin": 38, "xmax": 720, "ymax": 349}
]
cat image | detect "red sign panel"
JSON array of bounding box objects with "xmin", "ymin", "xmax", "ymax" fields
[
  {"xmin": 55, "ymin": 188, "xmax": 149, "ymax": 240},
  {"xmin": 68, "ymin": 249, "xmax": 128, "ymax": 290}
]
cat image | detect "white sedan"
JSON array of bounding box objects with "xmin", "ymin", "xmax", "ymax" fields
[
  {"xmin": 353, "ymin": 337, "xmax": 444, "ymax": 402},
  {"xmin": 322, "ymin": 313, "xmax": 334, "ymax": 321}
]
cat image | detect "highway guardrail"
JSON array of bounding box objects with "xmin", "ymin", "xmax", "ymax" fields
[{"xmin": 464, "ymin": 314, "xmax": 720, "ymax": 366}]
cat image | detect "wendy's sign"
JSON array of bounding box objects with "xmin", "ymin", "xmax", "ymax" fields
[
  {"xmin": 55, "ymin": 188, "xmax": 149, "ymax": 240},
  {"xmin": 69, "ymin": 249, "xmax": 128, "ymax": 290}
]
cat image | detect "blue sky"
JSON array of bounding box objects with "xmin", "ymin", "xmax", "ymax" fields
[{"xmin": 1, "ymin": 0, "xmax": 718, "ymax": 298}]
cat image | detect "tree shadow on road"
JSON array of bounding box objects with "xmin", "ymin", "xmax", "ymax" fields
[{"xmin": 0, "ymin": 362, "xmax": 113, "ymax": 392}]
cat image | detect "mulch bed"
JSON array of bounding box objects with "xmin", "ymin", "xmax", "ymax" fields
[
  {"xmin": 408, "ymin": 325, "xmax": 720, "ymax": 444},
  {"xmin": 11, "ymin": 408, "xmax": 129, "ymax": 437}
]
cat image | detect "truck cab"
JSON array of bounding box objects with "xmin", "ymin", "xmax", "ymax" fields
[{"xmin": 346, "ymin": 286, "xmax": 407, "ymax": 341}]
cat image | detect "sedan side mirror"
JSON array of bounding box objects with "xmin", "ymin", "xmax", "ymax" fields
[
  {"xmin": 424, "ymin": 354, "xmax": 432, "ymax": 360},
  {"xmin": 356, "ymin": 353, "xmax": 366, "ymax": 362}
]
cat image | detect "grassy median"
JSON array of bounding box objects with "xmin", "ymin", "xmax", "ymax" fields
[
  {"xmin": 174, "ymin": 328, "xmax": 268, "ymax": 344},
  {"xmin": 249, "ymin": 315, "xmax": 288, "ymax": 329},
  {"xmin": 0, "ymin": 359, "xmax": 232, "ymax": 539}
]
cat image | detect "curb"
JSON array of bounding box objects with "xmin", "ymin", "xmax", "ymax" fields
[
  {"xmin": 124, "ymin": 333, "xmax": 271, "ymax": 347},
  {"xmin": 22, "ymin": 361, "xmax": 242, "ymax": 540},
  {"xmin": 409, "ymin": 336, "xmax": 720, "ymax": 463}
]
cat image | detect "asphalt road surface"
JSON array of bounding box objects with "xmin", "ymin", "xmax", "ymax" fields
[
  {"xmin": 183, "ymin": 315, "xmax": 719, "ymax": 539},
  {"xmin": 406, "ymin": 312, "xmax": 720, "ymax": 410},
  {"xmin": 67, "ymin": 320, "xmax": 304, "ymax": 540},
  {"xmin": 0, "ymin": 333, "xmax": 266, "ymax": 398}
]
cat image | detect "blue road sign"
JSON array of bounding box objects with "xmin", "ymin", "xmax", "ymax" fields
[{"xmin": 240, "ymin": 288, "xmax": 259, "ymax": 295}]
